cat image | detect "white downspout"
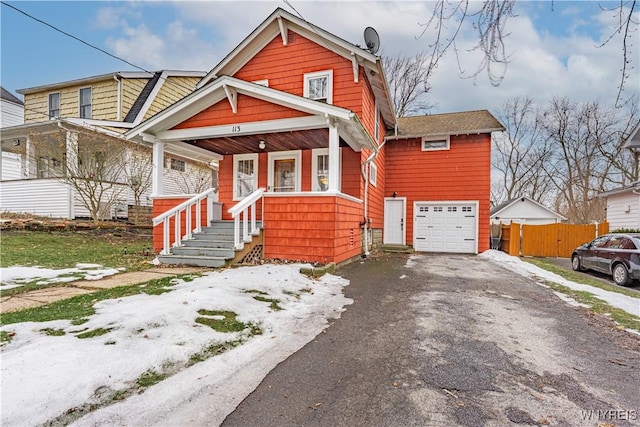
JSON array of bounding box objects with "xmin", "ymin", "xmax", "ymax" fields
[
  {"xmin": 114, "ymin": 75, "xmax": 122, "ymax": 121},
  {"xmin": 361, "ymin": 138, "xmax": 387, "ymax": 257}
]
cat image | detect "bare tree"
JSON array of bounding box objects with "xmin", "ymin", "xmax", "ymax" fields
[
  {"xmin": 493, "ymin": 96, "xmax": 553, "ymax": 205},
  {"xmin": 168, "ymin": 161, "xmax": 215, "ymax": 194},
  {"xmin": 28, "ymin": 127, "xmax": 129, "ymax": 223},
  {"xmin": 122, "ymin": 143, "xmax": 153, "ymax": 224},
  {"xmin": 383, "ymin": 52, "xmax": 435, "ymax": 116},
  {"xmin": 417, "ymin": 1, "xmax": 637, "ymax": 105}
]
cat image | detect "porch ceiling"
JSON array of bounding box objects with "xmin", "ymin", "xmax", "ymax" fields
[{"xmin": 186, "ymin": 128, "xmax": 347, "ymax": 155}]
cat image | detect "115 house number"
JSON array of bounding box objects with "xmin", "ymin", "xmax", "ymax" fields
[{"xmin": 231, "ymin": 125, "xmax": 241, "ymax": 133}]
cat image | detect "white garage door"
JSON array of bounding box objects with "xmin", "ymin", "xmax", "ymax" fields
[{"xmin": 414, "ymin": 202, "xmax": 477, "ymax": 253}]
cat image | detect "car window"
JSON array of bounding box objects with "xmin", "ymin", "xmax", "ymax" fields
[
  {"xmin": 591, "ymin": 236, "xmax": 610, "ymax": 248},
  {"xmin": 606, "ymin": 237, "xmax": 624, "ymax": 249},
  {"xmin": 620, "ymin": 238, "xmax": 637, "ymax": 250}
]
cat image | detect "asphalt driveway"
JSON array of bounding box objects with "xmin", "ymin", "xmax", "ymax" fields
[{"xmin": 223, "ymin": 253, "xmax": 640, "ymax": 427}]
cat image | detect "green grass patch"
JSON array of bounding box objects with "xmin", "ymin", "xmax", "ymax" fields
[
  {"xmin": 0, "ymin": 275, "xmax": 183, "ymax": 327},
  {"xmin": 135, "ymin": 370, "xmax": 168, "ymax": 388},
  {"xmin": 0, "ymin": 330, "xmax": 13, "ymax": 345},
  {"xmin": 252, "ymin": 295, "xmax": 283, "ymax": 311},
  {"xmin": 539, "ymin": 279, "xmax": 640, "ymax": 333},
  {"xmin": 0, "ymin": 229, "xmax": 153, "ymax": 270},
  {"xmin": 76, "ymin": 327, "xmax": 112, "ymax": 339},
  {"xmin": 195, "ymin": 310, "xmax": 249, "ymax": 333},
  {"xmin": 40, "ymin": 327, "xmax": 66, "ymax": 336},
  {"xmin": 525, "ymin": 258, "xmax": 640, "ymax": 298}
]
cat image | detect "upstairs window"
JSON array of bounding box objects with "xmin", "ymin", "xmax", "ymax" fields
[
  {"xmin": 422, "ymin": 135, "xmax": 450, "ymax": 151},
  {"xmin": 304, "ymin": 70, "xmax": 333, "ymax": 104},
  {"xmin": 48, "ymin": 93, "xmax": 60, "ymax": 119},
  {"xmin": 79, "ymin": 87, "xmax": 92, "ymax": 119}
]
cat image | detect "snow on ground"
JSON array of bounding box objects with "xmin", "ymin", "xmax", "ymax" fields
[
  {"xmin": 0, "ymin": 264, "xmax": 352, "ymax": 426},
  {"xmin": 480, "ymin": 250, "xmax": 640, "ymax": 317},
  {"xmin": 0, "ymin": 264, "xmax": 122, "ymax": 289}
]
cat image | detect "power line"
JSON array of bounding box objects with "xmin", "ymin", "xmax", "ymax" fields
[{"xmin": 1, "ymin": 1, "xmax": 148, "ymax": 73}]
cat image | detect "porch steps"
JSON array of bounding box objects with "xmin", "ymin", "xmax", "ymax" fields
[
  {"xmin": 157, "ymin": 220, "xmax": 262, "ymax": 268},
  {"xmin": 380, "ymin": 244, "xmax": 414, "ymax": 254}
]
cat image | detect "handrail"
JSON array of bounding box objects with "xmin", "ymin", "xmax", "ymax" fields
[
  {"xmin": 228, "ymin": 188, "xmax": 265, "ymax": 250},
  {"xmin": 153, "ymin": 188, "xmax": 216, "ymax": 226},
  {"xmin": 152, "ymin": 188, "xmax": 218, "ymax": 255},
  {"xmin": 228, "ymin": 188, "xmax": 265, "ymax": 216}
]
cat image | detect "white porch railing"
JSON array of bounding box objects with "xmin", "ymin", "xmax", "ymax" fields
[
  {"xmin": 153, "ymin": 189, "xmax": 220, "ymax": 255},
  {"xmin": 228, "ymin": 188, "xmax": 265, "ymax": 250}
]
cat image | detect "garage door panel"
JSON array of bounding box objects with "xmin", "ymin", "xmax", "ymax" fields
[{"xmin": 414, "ymin": 202, "xmax": 477, "ymax": 254}]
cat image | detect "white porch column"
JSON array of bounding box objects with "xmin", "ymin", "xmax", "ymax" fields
[
  {"xmin": 24, "ymin": 136, "xmax": 33, "ymax": 178},
  {"xmin": 151, "ymin": 139, "xmax": 165, "ymax": 196},
  {"xmin": 328, "ymin": 121, "xmax": 340, "ymax": 192},
  {"xmin": 65, "ymin": 131, "xmax": 78, "ymax": 173}
]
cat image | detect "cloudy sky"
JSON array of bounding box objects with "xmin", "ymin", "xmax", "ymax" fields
[{"xmin": 1, "ymin": 1, "xmax": 637, "ymax": 115}]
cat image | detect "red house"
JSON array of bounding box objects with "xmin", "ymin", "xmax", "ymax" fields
[{"xmin": 126, "ymin": 8, "xmax": 504, "ymax": 267}]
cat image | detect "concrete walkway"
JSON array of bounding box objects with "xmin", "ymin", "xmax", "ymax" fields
[{"xmin": 0, "ymin": 267, "xmax": 206, "ymax": 313}]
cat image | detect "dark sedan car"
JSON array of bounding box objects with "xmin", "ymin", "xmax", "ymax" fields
[{"xmin": 571, "ymin": 233, "xmax": 640, "ymax": 286}]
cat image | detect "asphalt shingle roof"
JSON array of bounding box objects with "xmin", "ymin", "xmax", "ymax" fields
[{"xmin": 390, "ymin": 110, "xmax": 504, "ymax": 138}]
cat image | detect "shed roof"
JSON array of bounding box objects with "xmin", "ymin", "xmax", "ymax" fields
[{"xmin": 389, "ymin": 110, "xmax": 504, "ymax": 139}]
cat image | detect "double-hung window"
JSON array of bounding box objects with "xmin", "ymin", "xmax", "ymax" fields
[
  {"xmin": 311, "ymin": 148, "xmax": 341, "ymax": 192},
  {"xmin": 79, "ymin": 87, "xmax": 92, "ymax": 119},
  {"xmin": 48, "ymin": 93, "xmax": 60, "ymax": 119},
  {"xmin": 304, "ymin": 70, "xmax": 333, "ymax": 104},
  {"xmin": 233, "ymin": 154, "xmax": 258, "ymax": 200}
]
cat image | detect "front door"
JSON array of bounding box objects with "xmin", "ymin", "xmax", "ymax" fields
[
  {"xmin": 268, "ymin": 150, "xmax": 301, "ymax": 193},
  {"xmin": 384, "ymin": 198, "xmax": 406, "ymax": 245}
]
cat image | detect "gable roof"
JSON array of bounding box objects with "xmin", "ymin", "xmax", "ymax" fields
[
  {"xmin": 1, "ymin": 86, "xmax": 23, "ymax": 105},
  {"xmin": 126, "ymin": 75, "xmax": 375, "ymax": 153},
  {"xmin": 16, "ymin": 70, "xmax": 205, "ymax": 95},
  {"xmin": 490, "ymin": 196, "xmax": 566, "ymax": 220},
  {"xmin": 624, "ymin": 121, "xmax": 640, "ymax": 149},
  {"xmin": 388, "ymin": 110, "xmax": 504, "ymax": 139},
  {"xmin": 599, "ymin": 183, "xmax": 640, "ymax": 197},
  {"xmin": 197, "ymin": 7, "xmax": 395, "ymax": 129}
]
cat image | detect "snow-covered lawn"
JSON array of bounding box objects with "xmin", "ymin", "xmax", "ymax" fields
[
  {"xmin": 480, "ymin": 250, "xmax": 640, "ymax": 317},
  {"xmin": 0, "ymin": 264, "xmax": 122, "ymax": 290},
  {"xmin": 0, "ymin": 264, "xmax": 352, "ymax": 426}
]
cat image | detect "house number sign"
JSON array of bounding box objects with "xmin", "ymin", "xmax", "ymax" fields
[{"xmin": 231, "ymin": 125, "xmax": 241, "ymax": 133}]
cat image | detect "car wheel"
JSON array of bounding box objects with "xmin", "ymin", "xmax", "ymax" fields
[
  {"xmin": 571, "ymin": 255, "xmax": 583, "ymax": 271},
  {"xmin": 612, "ymin": 263, "xmax": 631, "ymax": 287}
]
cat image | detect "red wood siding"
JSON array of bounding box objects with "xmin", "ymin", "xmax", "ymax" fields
[
  {"xmin": 152, "ymin": 197, "xmax": 209, "ymax": 253},
  {"xmin": 262, "ymin": 195, "xmax": 362, "ymax": 264},
  {"xmin": 341, "ymin": 147, "xmax": 362, "ymax": 199},
  {"xmin": 233, "ymin": 32, "xmax": 366, "ymax": 116},
  {"xmin": 174, "ymin": 94, "xmax": 308, "ymax": 129},
  {"xmin": 385, "ymin": 134, "xmax": 492, "ymax": 252}
]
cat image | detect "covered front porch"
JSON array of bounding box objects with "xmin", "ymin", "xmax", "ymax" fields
[{"xmin": 131, "ymin": 76, "xmax": 375, "ymax": 265}]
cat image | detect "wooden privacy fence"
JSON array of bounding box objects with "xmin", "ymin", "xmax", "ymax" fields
[{"xmin": 499, "ymin": 222, "xmax": 609, "ymax": 258}]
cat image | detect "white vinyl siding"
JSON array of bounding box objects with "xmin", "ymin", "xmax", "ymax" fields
[{"xmin": 606, "ymin": 191, "xmax": 640, "ymax": 230}]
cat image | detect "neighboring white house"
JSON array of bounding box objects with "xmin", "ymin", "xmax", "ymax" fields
[
  {"xmin": 490, "ymin": 196, "xmax": 567, "ymax": 225},
  {"xmin": 599, "ymin": 185, "xmax": 640, "ymax": 230},
  {"xmin": 1, "ymin": 86, "xmax": 24, "ymax": 181},
  {"xmin": 599, "ymin": 124, "xmax": 640, "ymax": 230},
  {"xmin": 0, "ymin": 72, "xmax": 218, "ymax": 220}
]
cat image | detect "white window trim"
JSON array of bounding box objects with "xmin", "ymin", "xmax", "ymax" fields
[
  {"xmin": 233, "ymin": 153, "xmax": 259, "ymax": 201},
  {"xmin": 268, "ymin": 150, "xmax": 301, "ymax": 193},
  {"xmin": 303, "ymin": 70, "xmax": 333, "ymax": 104},
  {"xmin": 252, "ymin": 79, "xmax": 269, "ymax": 87},
  {"xmin": 421, "ymin": 135, "xmax": 450, "ymax": 151},
  {"xmin": 48, "ymin": 92, "xmax": 60, "ymax": 119},
  {"xmin": 311, "ymin": 148, "xmax": 342, "ymax": 192},
  {"xmin": 369, "ymin": 161, "xmax": 377, "ymax": 187},
  {"xmin": 79, "ymin": 86, "xmax": 92, "ymax": 119}
]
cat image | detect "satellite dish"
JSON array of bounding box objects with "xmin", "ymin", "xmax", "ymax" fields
[{"xmin": 363, "ymin": 27, "xmax": 380, "ymax": 54}]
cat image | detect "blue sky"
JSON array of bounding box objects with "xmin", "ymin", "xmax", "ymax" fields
[{"xmin": 1, "ymin": 1, "xmax": 637, "ymax": 114}]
